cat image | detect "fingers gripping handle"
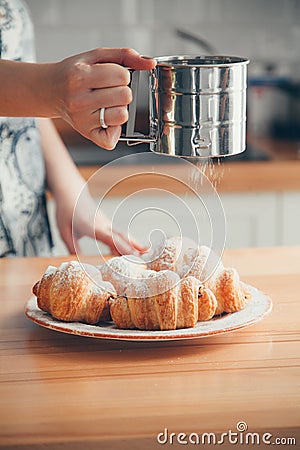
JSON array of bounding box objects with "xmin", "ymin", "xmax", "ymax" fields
[{"xmin": 119, "ymin": 70, "xmax": 156, "ymax": 146}]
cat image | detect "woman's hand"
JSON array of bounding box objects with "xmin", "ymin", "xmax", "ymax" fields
[
  {"xmin": 55, "ymin": 187, "xmax": 144, "ymax": 256},
  {"xmin": 0, "ymin": 48, "xmax": 155, "ymax": 150},
  {"xmin": 52, "ymin": 48, "xmax": 156, "ymax": 149}
]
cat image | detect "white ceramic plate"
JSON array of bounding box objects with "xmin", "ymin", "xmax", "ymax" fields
[{"xmin": 25, "ymin": 285, "xmax": 272, "ymax": 341}]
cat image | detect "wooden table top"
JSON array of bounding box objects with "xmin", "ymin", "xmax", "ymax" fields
[{"xmin": 0, "ymin": 247, "xmax": 299, "ymax": 449}]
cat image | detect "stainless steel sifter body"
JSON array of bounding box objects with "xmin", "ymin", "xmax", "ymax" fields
[{"xmin": 121, "ymin": 55, "xmax": 249, "ymax": 158}]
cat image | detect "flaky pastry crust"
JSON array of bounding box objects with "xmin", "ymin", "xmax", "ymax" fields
[
  {"xmin": 198, "ymin": 285, "xmax": 218, "ymax": 321},
  {"xmin": 213, "ymin": 268, "xmax": 249, "ymax": 313},
  {"xmin": 110, "ymin": 272, "xmax": 201, "ymax": 331},
  {"xmin": 32, "ymin": 261, "xmax": 116, "ymax": 324}
]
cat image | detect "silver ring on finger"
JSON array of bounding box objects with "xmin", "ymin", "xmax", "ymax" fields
[{"xmin": 99, "ymin": 107, "xmax": 108, "ymax": 129}]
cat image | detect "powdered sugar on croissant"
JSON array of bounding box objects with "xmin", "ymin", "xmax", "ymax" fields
[
  {"xmin": 144, "ymin": 237, "xmax": 223, "ymax": 283},
  {"xmin": 179, "ymin": 245, "xmax": 224, "ymax": 283},
  {"xmin": 32, "ymin": 261, "xmax": 116, "ymax": 324},
  {"xmin": 143, "ymin": 236, "xmax": 249, "ymax": 317},
  {"xmin": 147, "ymin": 236, "xmax": 182, "ymax": 272},
  {"xmin": 99, "ymin": 255, "xmax": 146, "ymax": 295},
  {"xmin": 110, "ymin": 271, "xmax": 201, "ymax": 331}
]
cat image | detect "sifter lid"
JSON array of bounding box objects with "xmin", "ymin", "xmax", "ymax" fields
[{"xmin": 155, "ymin": 55, "xmax": 249, "ymax": 68}]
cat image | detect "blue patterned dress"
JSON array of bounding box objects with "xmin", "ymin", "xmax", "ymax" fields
[{"xmin": 0, "ymin": 0, "xmax": 53, "ymax": 256}]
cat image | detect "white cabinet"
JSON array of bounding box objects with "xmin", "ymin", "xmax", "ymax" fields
[
  {"xmin": 47, "ymin": 190, "xmax": 300, "ymax": 255},
  {"xmin": 281, "ymin": 191, "xmax": 300, "ymax": 246},
  {"xmin": 220, "ymin": 192, "xmax": 279, "ymax": 248}
]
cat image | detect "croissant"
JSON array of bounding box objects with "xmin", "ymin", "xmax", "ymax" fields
[
  {"xmin": 197, "ymin": 285, "xmax": 218, "ymax": 321},
  {"xmin": 32, "ymin": 261, "xmax": 116, "ymax": 324},
  {"xmin": 177, "ymin": 276, "xmax": 200, "ymax": 329},
  {"xmin": 212, "ymin": 268, "xmax": 249, "ymax": 314},
  {"xmin": 143, "ymin": 237, "xmax": 250, "ymax": 316},
  {"xmin": 146, "ymin": 238, "xmax": 223, "ymax": 282},
  {"xmin": 99, "ymin": 255, "xmax": 147, "ymax": 295},
  {"xmin": 148, "ymin": 236, "xmax": 182, "ymax": 272},
  {"xmin": 109, "ymin": 271, "xmax": 201, "ymax": 331}
]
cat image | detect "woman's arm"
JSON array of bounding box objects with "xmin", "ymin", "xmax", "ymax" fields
[
  {"xmin": 0, "ymin": 48, "xmax": 155, "ymax": 149},
  {"xmin": 0, "ymin": 60, "xmax": 58, "ymax": 117},
  {"xmin": 39, "ymin": 118, "xmax": 143, "ymax": 255}
]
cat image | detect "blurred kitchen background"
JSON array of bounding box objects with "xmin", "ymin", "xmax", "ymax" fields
[{"xmin": 25, "ymin": 0, "xmax": 300, "ymax": 254}]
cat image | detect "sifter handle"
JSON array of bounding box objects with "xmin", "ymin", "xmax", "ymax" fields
[{"xmin": 119, "ymin": 70, "xmax": 156, "ymax": 146}]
